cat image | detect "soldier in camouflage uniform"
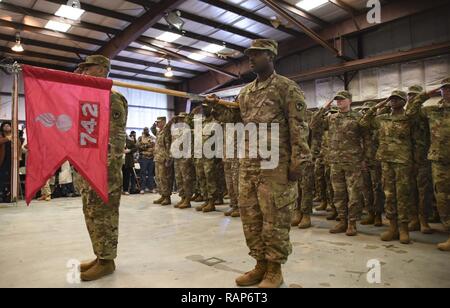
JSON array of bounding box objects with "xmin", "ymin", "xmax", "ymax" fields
[
  {"xmin": 360, "ymin": 91, "xmax": 418, "ymax": 244},
  {"xmin": 406, "ymin": 86, "xmax": 433, "ymax": 234},
  {"xmin": 75, "ymin": 55, "xmax": 128, "ymax": 281},
  {"xmin": 359, "ymin": 102, "xmax": 384, "ymax": 227},
  {"xmin": 195, "ymin": 103, "xmax": 221, "ymax": 213},
  {"xmin": 222, "ymin": 121, "xmax": 240, "ymax": 217},
  {"xmin": 173, "ymin": 112, "xmax": 196, "ymax": 210},
  {"xmin": 311, "ymin": 91, "xmax": 365, "ymax": 236},
  {"xmin": 171, "ymin": 114, "xmax": 186, "ymax": 208},
  {"xmin": 151, "ymin": 116, "xmax": 172, "ymax": 206},
  {"xmin": 406, "ymin": 78, "xmax": 450, "ymax": 251},
  {"xmin": 320, "ymin": 112, "xmax": 338, "ymax": 221},
  {"xmin": 310, "ymin": 110, "xmax": 328, "ymax": 211},
  {"xmin": 207, "ymin": 39, "xmax": 312, "ymax": 288}
]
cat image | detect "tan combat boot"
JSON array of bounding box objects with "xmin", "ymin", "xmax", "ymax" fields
[
  {"xmin": 346, "ymin": 220, "xmax": 357, "ymax": 236},
  {"xmin": 225, "ymin": 207, "xmax": 234, "ymax": 216},
  {"xmin": 299, "ymin": 214, "xmax": 311, "ymax": 229},
  {"xmin": 408, "ymin": 215, "xmax": 420, "ymax": 232},
  {"xmin": 80, "ymin": 259, "xmax": 115, "ymax": 282},
  {"xmin": 374, "ymin": 213, "xmax": 383, "ymax": 227},
  {"xmin": 153, "ymin": 196, "xmax": 165, "ymax": 204},
  {"xmin": 419, "ymin": 216, "xmax": 433, "ymax": 234},
  {"xmin": 174, "ymin": 198, "xmax": 185, "ymax": 208},
  {"xmin": 258, "ymin": 262, "xmax": 284, "ymax": 288},
  {"xmin": 202, "ymin": 200, "xmax": 216, "ymax": 213},
  {"xmin": 291, "ymin": 210, "xmax": 302, "ymax": 227},
  {"xmin": 315, "ymin": 201, "xmax": 328, "ymax": 211},
  {"xmin": 399, "ymin": 223, "xmax": 410, "ymax": 244},
  {"xmin": 330, "ymin": 220, "xmax": 347, "ymax": 234},
  {"xmin": 179, "ymin": 197, "xmax": 192, "ymax": 209},
  {"xmin": 361, "ymin": 212, "xmax": 375, "ymax": 225},
  {"xmin": 437, "ymin": 236, "xmax": 450, "ymax": 252},
  {"xmin": 326, "ymin": 208, "xmax": 338, "ymax": 221},
  {"xmin": 381, "ymin": 219, "xmax": 399, "ymax": 242},
  {"xmin": 231, "ymin": 208, "xmax": 240, "ymax": 218},
  {"xmin": 80, "ymin": 258, "xmax": 98, "ymax": 273},
  {"xmin": 160, "ymin": 197, "xmax": 171, "ymax": 206},
  {"xmin": 196, "ymin": 203, "xmax": 207, "ymax": 212},
  {"xmin": 235, "ymin": 260, "xmax": 267, "ymax": 286}
]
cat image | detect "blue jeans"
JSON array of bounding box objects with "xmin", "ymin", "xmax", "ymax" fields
[{"xmin": 139, "ymin": 158, "xmax": 155, "ymax": 190}]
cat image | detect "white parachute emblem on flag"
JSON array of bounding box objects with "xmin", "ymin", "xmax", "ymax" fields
[{"xmin": 36, "ymin": 113, "xmax": 73, "ymax": 132}]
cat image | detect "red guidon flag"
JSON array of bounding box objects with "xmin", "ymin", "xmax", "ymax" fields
[{"xmin": 23, "ymin": 65, "xmax": 113, "ymax": 205}]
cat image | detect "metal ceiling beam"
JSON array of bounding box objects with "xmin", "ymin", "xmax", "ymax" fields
[
  {"xmin": 328, "ymin": 0, "xmax": 361, "ymax": 30},
  {"xmin": 46, "ymin": 0, "xmax": 246, "ymax": 53},
  {"xmin": 260, "ymin": 0, "xmax": 342, "ymax": 58},
  {"xmin": 199, "ymin": 0, "xmax": 303, "ymax": 38},
  {"xmin": 151, "ymin": 23, "xmax": 246, "ymax": 53},
  {"xmin": 0, "ymin": 57, "xmax": 171, "ymax": 86},
  {"xmin": 125, "ymin": 0, "xmax": 263, "ymax": 40},
  {"xmin": 0, "ymin": 2, "xmax": 222, "ymax": 61},
  {"xmin": 136, "ymin": 39, "xmax": 239, "ymax": 79},
  {"xmin": 0, "ymin": 46, "xmax": 184, "ymax": 82},
  {"xmin": 186, "ymin": 0, "xmax": 450, "ymax": 94},
  {"xmin": 277, "ymin": 0, "xmax": 329, "ymax": 27},
  {"xmin": 97, "ymin": 0, "xmax": 185, "ymax": 58},
  {"xmin": 0, "ymin": 33, "xmax": 200, "ymax": 75}
]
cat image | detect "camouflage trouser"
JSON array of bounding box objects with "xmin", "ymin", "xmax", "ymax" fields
[
  {"xmin": 367, "ymin": 163, "xmax": 384, "ymax": 214},
  {"xmin": 81, "ymin": 159, "xmax": 122, "ymax": 260},
  {"xmin": 325, "ymin": 163, "xmax": 335, "ymax": 209},
  {"xmin": 239, "ymin": 161, "xmax": 296, "ymax": 264},
  {"xmin": 431, "ymin": 162, "xmax": 450, "ymax": 231},
  {"xmin": 180, "ymin": 158, "xmax": 195, "ymax": 199},
  {"xmin": 41, "ymin": 179, "xmax": 51, "ymax": 196},
  {"xmin": 382, "ymin": 162, "xmax": 414, "ymax": 224},
  {"xmin": 314, "ymin": 158, "xmax": 327, "ymax": 203},
  {"xmin": 200, "ymin": 158, "xmax": 219, "ymax": 200},
  {"xmin": 216, "ymin": 159, "xmax": 226, "ymax": 199},
  {"xmin": 296, "ymin": 161, "xmax": 314, "ymax": 214},
  {"xmin": 155, "ymin": 161, "xmax": 171, "ymax": 198},
  {"xmin": 174, "ymin": 159, "xmax": 184, "ymax": 198},
  {"xmin": 194, "ymin": 158, "xmax": 207, "ymax": 198},
  {"xmin": 224, "ymin": 159, "xmax": 239, "ymax": 208},
  {"xmin": 411, "ymin": 161, "xmax": 433, "ymax": 220},
  {"xmin": 330, "ymin": 163, "xmax": 364, "ymax": 222}
]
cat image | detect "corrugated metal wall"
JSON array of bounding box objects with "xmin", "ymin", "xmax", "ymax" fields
[{"xmin": 276, "ymin": 7, "xmax": 450, "ymax": 108}]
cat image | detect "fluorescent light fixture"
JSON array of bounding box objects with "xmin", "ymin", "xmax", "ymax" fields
[
  {"xmin": 188, "ymin": 53, "xmax": 206, "ymax": 61},
  {"xmin": 203, "ymin": 44, "xmax": 225, "ymax": 53},
  {"xmin": 11, "ymin": 33, "xmax": 24, "ymax": 53},
  {"xmin": 156, "ymin": 32, "xmax": 181, "ymax": 43},
  {"xmin": 164, "ymin": 66, "xmax": 174, "ymax": 78},
  {"xmin": 296, "ymin": 0, "xmax": 328, "ymax": 11},
  {"xmin": 55, "ymin": 5, "xmax": 85, "ymax": 20},
  {"xmin": 45, "ymin": 20, "xmax": 71, "ymax": 32},
  {"xmin": 141, "ymin": 45, "xmax": 157, "ymax": 52}
]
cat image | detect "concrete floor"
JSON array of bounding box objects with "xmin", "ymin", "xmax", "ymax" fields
[{"xmin": 0, "ymin": 194, "xmax": 449, "ymax": 288}]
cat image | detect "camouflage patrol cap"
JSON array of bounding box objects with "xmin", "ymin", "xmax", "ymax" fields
[
  {"xmin": 78, "ymin": 55, "xmax": 111, "ymax": 71},
  {"xmin": 408, "ymin": 85, "xmax": 424, "ymax": 95},
  {"xmin": 441, "ymin": 77, "xmax": 450, "ymax": 88},
  {"xmin": 389, "ymin": 90, "xmax": 407, "ymax": 101},
  {"xmin": 244, "ymin": 39, "xmax": 278, "ymax": 56},
  {"xmin": 156, "ymin": 116, "xmax": 167, "ymax": 122},
  {"xmin": 334, "ymin": 90, "xmax": 352, "ymax": 101}
]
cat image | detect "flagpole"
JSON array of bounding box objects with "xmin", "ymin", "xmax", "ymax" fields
[
  {"xmin": 112, "ymin": 80, "xmax": 239, "ymax": 109},
  {"xmin": 10, "ymin": 62, "xmax": 21, "ymax": 204}
]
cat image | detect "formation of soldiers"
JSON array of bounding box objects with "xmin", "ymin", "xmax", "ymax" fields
[{"xmin": 71, "ymin": 38, "xmax": 449, "ymax": 287}]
